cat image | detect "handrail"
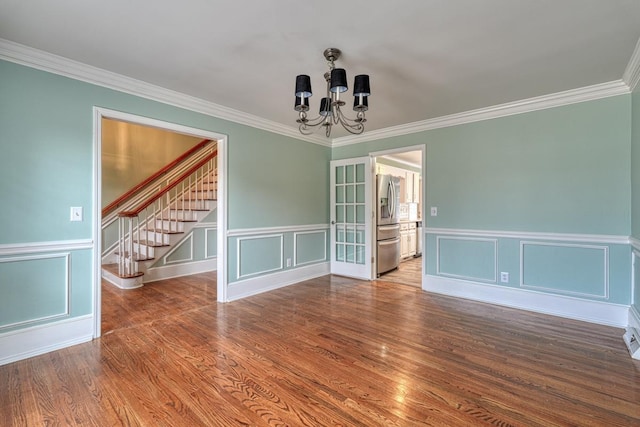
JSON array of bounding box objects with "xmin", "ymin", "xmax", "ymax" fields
[
  {"xmin": 119, "ymin": 150, "xmax": 217, "ymax": 218},
  {"xmin": 102, "ymin": 138, "xmax": 213, "ymax": 216}
]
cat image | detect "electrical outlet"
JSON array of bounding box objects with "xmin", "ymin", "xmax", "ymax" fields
[
  {"xmin": 286, "ymin": 258, "xmax": 292, "ymax": 267},
  {"xmin": 500, "ymin": 272, "xmax": 509, "ymax": 283},
  {"xmin": 70, "ymin": 207, "xmax": 83, "ymax": 222},
  {"xmin": 430, "ymin": 207, "xmax": 438, "ymax": 217}
]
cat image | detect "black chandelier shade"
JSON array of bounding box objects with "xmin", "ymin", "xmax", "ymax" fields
[
  {"xmin": 294, "ymin": 73, "xmax": 371, "ymax": 100},
  {"xmin": 330, "ymin": 68, "xmax": 348, "ymax": 93},
  {"xmin": 295, "ymin": 75, "xmax": 312, "ymax": 98},
  {"xmin": 353, "ymin": 75, "xmax": 370, "ymax": 96},
  {"xmin": 319, "ymin": 97, "xmax": 332, "ymax": 116}
]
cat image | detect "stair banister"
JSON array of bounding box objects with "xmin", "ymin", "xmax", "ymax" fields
[
  {"xmin": 102, "ymin": 138, "xmax": 213, "ymax": 217},
  {"xmin": 114, "ymin": 151, "xmax": 217, "ymax": 278}
]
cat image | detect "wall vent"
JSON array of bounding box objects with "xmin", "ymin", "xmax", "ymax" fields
[{"xmin": 623, "ymin": 327, "xmax": 640, "ymax": 360}]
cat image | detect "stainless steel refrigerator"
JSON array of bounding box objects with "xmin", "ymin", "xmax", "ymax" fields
[{"xmin": 376, "ymin": 174, "xmax": 401, "ymax": 276}]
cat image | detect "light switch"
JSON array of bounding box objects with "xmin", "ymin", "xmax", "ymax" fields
[
  {"xmin": 430, "ymin": 207, "xmax": 438, "ymax": 217},
  {"xmin": 70, "ymin": 207, "xmax": 83, "ymax": 222}
]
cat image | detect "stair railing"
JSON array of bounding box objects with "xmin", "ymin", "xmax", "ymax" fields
[
  {"xmin": 115, "ymin": 151, "xmax": 217, "ymax": 277},
  {"xmin": 103, "ymin": 139, "xmax": 213, "ymax": 217},
  {"xmin": 101, "ymin": 140, "xmax": 217, "ymax": 260}
]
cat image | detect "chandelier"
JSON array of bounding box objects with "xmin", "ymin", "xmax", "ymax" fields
[{"xmin": 294, "ymin": 48, "xmax": 370, "ymax": 138}]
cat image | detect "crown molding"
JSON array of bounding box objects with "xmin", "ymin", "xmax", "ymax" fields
[
  {"xmin": 1, "ymin": 38, "xmax": 634, "ymax": 150},
  {"xmin": 0, "ymin": 39, "xmax": 331, "ymax": 148},
  {"xmin": 333, "ymin": 80, "xmax": 630, "ymax": 147},
  {"xmin": 623, "ymin": 37, "xmax": 640, "ymax": 92}
]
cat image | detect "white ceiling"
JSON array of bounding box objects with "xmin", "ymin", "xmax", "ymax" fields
[{"xmin": 1, "ymin": 1, "xmax": 640, "ymax": 140}]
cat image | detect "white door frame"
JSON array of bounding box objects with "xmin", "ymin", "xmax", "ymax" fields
[
  {"xmin": 92, "ymin": 107, "xmax": 228, "ymax": 338},
  {"xmin": 369, "ymin": 144, "xmax": 426, "ymax": 287}
]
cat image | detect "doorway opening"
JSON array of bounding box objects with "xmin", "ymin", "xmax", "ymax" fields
[
  {"xmin": 92, "ymin": 107, "xmax": 227, "ymax": 338},
  {"xmin": 372, "ymin": 146, "xmax": 424, "ymax": 288}
]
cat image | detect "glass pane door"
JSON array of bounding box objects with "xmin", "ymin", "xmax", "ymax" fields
[{"xmin": 330, "ymin": 157, "xmax": 372, "ymax": 279}]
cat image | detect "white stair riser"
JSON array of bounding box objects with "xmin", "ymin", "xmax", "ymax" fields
[
  {"xmin": 168, "ymin": 201, "xmax": 211, "ymax": 210},
  {"xmin": 153, "ymin": 219, "xmax": 185, "ymax": 232},
  {"xmin": 133, "ymin": 242, "xmax": 157, "ymax": 257},
  {"xmin": 195, "ymin": 183, "xmax": 217, "ymax": 191},
  {"xmin": 191, "ymin": 190, "xmax": 217, "ymax": 199}
]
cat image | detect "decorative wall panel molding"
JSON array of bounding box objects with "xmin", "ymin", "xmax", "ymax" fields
[
  {"xmin": 0, "ymin": 253, "xmax": 70, "ymax": 330},
  {"xmin": 436, "ymin": 236, "xmax": 497, "ymax": 283},
  {"xmin": 163, "ymin": 234, "xmax": 194, "ymax": 265},
  {"xmin": 204, "ymin": 227, "xmax": 217, "ymax": 259},
  {"xmin": 0, "ymin": 239, "xmax": 93, "ymax": 256},
  {"xmin": 237, "ymin": 234, "xmax": 284, "ymax": 279},
  {"xmin": 228, "ymin": 224, "xmax": 329, "ymax": 237},
  {"xmin": 294, "ymin": 230, "xmax": 327, "ymax": 266},
  {"xmin": 427, "ymin": 228, "xmax": 628, "ymax": 245},
  {"xmin": 520, "ymin": 241, "xmax": 609, "ymax": 299}
]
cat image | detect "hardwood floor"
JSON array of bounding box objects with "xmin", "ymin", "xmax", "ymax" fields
[
  {"xmin": 2, "ymin": 273, "xmax": 640, "ymax": 426},
  {"xmin": 379, "ymin": 256, "xmax": 422, "ymax": 288}
]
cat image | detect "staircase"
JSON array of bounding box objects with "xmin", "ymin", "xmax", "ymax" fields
[{"xmin": 101, "ymin": 143, "xmax": 217, "ymax": 289}]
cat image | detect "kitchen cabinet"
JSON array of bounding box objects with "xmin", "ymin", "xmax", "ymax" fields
[
  {"xmin": 400, "ymin": 222, "xmax": 417, "ymax": 259},
  {"xmin": 413, "ymin": 175, "xmax": 421, "ymax": 204}
]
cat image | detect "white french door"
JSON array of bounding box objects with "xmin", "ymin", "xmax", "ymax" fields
[{"xmin": 330, "ymin": 157, "xmax": 373, "ymax": 280}]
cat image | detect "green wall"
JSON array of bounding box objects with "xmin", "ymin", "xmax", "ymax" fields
[
  {"xmin": 0, "ymin": 59, "xmax": 329, "ymax": 331},
  {"xmin": 632, "ymin": 88, "xmax": 640, "ymax": 309},
  {"xmin": 334, "ymin": 95, "xmax": 633, "ymax": 305},
  {"xmin": 336, "ymin": 96, "xmax": 631, "ymax": 235}
]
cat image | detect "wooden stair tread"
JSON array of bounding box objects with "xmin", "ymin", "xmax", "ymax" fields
[
  {"xmin": 160, "ymin": 218, "xmax": 198, "ymax": 222},
  {"xmin": 102, "ymin": 263, "xmax": 145, "ymax": 278},
  {"xmin": 135, "ymin": 240, "xmax": 170, "ymax": 247},
  {"xmin": 141, "ymin": 229, "xmax": 185, "ymax": 235}
]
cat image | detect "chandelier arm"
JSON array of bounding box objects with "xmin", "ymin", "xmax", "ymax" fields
[
  {"xmin": 334, "ymin": 109, "xmax": 365, "ymax": 135},
  {"xmin": 335, "ymin": 107, "xmax": 366, "ymax": 128}
]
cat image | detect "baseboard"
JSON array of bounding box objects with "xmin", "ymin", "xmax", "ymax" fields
[
  {"xmin": 227, "ymin": 262, "xmax": 330, "ymax": 301},
  {"xmin": 144, "ymin": 257, "xmax": 217, "ymax": 283},
  {"xmin": 0, "ymin": 315, "xmax": 94, "ymax": 366},
  {"xmin": 629, "ymin": 305, "xmax": 640, "ymax": 330},
  {"xmin": 424, "ymin": 275, "xmax": 629, "ymax": 327}
]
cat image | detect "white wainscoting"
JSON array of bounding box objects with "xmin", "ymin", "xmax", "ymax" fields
[
  {"xmin": 145, "ymin": 258, "xmax": 217, "ymax": 283},
  {"xmin": 424, "ymin": 275, "xmax": 629, "ymax": 327},
  {"xmin": 436, "ymin": 236, "xmax": 497, "ymax": 283},
  {"xmin": 236, "ymin": 234, "xmax": 284, "ymax": 280},
  {"xmin": 0, "ymin": 252, "xmax": 71, "ymax": 330},
  {"xmin": 228, "ymin": 262, "xmax": 330, "ymax": 301},
  {"xmin": 163, "ymin": 234, "xmax": 194, "ymax": 265},
  {"xmin": 204, "ymin": 227, "xmax": 217, "ymax": 259},
  {"xmin": 294, "ymin": 229, "xmax": 328, "ymax": 267},
  {"xmin": 425, "ymin": 229, "xmax": 631, "ymax": 327},
  {"xmin": 519, "ymin": 241, "xmax": 609, "ymax": 299},
  {"xmin": 0, "ymin": 314, "xmax": 93, "ymax": 366},
  {"xmin": 227, "ymin": 225, "xmax": 330, "ymax": 301},
  {"xmin": 0, "ymin": 239, "xmax": 95, "ymax": 366}
]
